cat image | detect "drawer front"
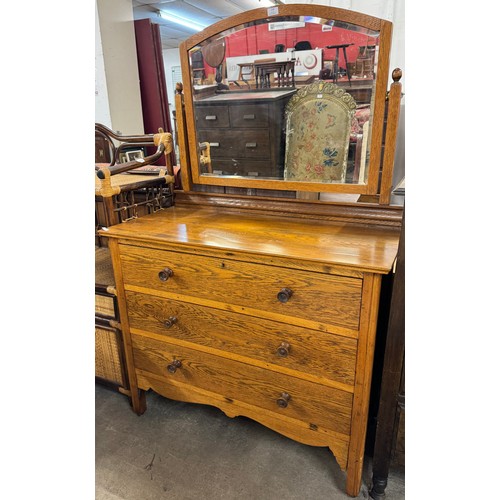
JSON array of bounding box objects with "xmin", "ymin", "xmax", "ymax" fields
[
  {"xmin": 120, "ymin": 245, "xmax": 362, "ymax": 331},
  {"xmin": 210, "ymin": 159, "xmax": 279, "ymax": 178},
  {"xmin": 229, "ymin": 104, "xmax": 269, "ymax": 128},
  {"xmin": 126, "ymin": 291, "xmax": 357, "ymax": 387},
  {"xmin": 197, "ymin": 129, "xmax": 271, "ymax": 159},
  {"xmin": 195, "ymin": 104, "xmax": 230, "ymax": 128},
  {"xmin": 132, "ymin": 333, "xmax": 353, "ymax": 435}
]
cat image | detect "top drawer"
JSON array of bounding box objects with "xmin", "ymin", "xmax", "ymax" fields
[
  {"xmin": 195, "ymin": 104, "xmax": 229, "ymax": 128},
  {"xmin": 229, "ymin": 104, "xmax": 269, "ymax": 128},
  {"xmin": 119, "ymin": 245, "xmax": 362, "ymax": 332}
]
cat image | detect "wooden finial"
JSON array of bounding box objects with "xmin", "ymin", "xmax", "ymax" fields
[
  {"xmin": 175, "ymin": 82, "xmax": 183, "ymax": 94},
  {"xmin": 392, "ymin": 68, "xmax": 402, "ymax": 82},
  {"xmin": 153, "ymin": 131, "xmax": 173, "ymax": 154}
]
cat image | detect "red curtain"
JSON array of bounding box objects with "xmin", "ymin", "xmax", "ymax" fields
[{"xmin": 134, "ymin": 19, "xmax": 175, "ymax": 166}]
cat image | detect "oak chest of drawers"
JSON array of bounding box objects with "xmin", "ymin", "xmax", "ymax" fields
[
  {"xmin": 104, "ymin": 198, "xmax": 400, "ymax": 497},
  {"xmin": 194, "ymin": 90, "xmax": 295, "ymax": 178}
]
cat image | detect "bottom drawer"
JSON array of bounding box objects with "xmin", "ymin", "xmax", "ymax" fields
[
  {"xmin": 132, "ymin": 333, "xmax": 353, "ymax": 436},
  {"xmin": 210, "ymin": 159, "xmax": 281, "ymax": 178}
]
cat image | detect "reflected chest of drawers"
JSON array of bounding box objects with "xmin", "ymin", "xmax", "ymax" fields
[
  {"xmin": 104, "ymin": 200, "xmax": 400, "ymax": 497},
  {"xmin": 194, "ymin": 90, "xmax": 295, "ymax": 177}
]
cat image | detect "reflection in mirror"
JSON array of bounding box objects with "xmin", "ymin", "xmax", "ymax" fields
[{"xmin": 189, "ymin": 15, "xmax": 381, "ymax": 186}]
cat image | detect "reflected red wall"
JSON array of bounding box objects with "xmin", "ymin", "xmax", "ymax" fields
[{"xmin": 224, "ymin": 23, "xmax": 377, "ymax": 66}]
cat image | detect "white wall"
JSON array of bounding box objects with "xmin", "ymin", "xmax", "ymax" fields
[
  {"xmin": 163, "ymin": 48, "xmax": 182, "ymax": 113},
  {"xmin": 95, "ymin": 4, "xmax": 111, "ymax": 127},
  {"xmin": 163, "ymin": 48, "xmax": 183, "ymax": 162},
  {"xmin": 95, "ymin": 0, "xmax": 144, "ymax": 134}
]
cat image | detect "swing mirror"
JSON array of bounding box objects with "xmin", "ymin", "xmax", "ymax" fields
[{"xmin": 179, "ymin": 4, "xmax": 394, "ymax": 195}]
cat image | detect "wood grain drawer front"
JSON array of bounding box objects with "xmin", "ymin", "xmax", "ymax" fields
[
  {"xmin": 229, "ymin": 104, "xmax": 269, "ymax": 128},
  {"xmin": 132, "ymin": 334, "xmax": 353, "ymax": 436},
  {"xmin": 126, "ymin": 291, "xmax": 357, "ymax": 387},
  {"xmin": 195, "ymin": 105, "xmax": 229, "ymax": 128},
  {"xmin": 120, "ymin": 246, "xmax": 362, "ymax": 331},
  {"xmin": 198, "ymin": 129, "xmax": 271, "ymax": 159}
]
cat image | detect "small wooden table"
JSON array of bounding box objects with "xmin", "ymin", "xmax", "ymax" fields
[
  {"xmin": 326, "ymin": 43, "xmax": 354, "ymax": 85},
  {"xmin": 237, "ymin": 62, "xmax": 255, "ymax": 83},
  {"xmin": 254, "ymin": 60, "xmax": 295, "ymax": 88}
]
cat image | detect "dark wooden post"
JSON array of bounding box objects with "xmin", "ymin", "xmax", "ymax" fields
[{"xmin": 370, "ymin": 206, "xmax": 405, "ymax": 499}]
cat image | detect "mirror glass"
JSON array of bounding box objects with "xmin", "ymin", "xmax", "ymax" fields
[{"xmin": 188, "ymin": 15, "xmax": 380, "ymax": 186}]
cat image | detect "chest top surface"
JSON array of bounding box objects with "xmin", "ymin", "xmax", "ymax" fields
[
  {"xmin": 196, "ymin": 90, "xmax": 296, "ymax": 103},
  {"xmin": 104, "ymin": 206, "xmax": 399, "ymax": 274}
]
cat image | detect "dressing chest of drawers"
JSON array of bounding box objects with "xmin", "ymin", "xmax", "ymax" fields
[
  {"xmin": 101, "ymin": 4, "xmax": 404, "ymax": 497},
  {"xmin": 104, "ymin": 194, "xmax": 402, "ymax": 497}
]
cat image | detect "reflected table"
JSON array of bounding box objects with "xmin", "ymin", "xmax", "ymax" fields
[
  {"xmin": 325, "ymin": 43, "xmax": 354, "ymax": 85},
  {"xmin": 254, "ymin": 60, "xmax": 295, "ymax": 88}
]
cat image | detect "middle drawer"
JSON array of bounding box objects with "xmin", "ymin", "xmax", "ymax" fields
[
  {"xmin": 126, "ymin": 291, "xmax": 357, "ymax": 388},
  {"xmin": 198, "ymin": 129, "xmax": 271, "ymax": 159},
  {"xmin": 119, "ymin": 245, "xmax": 362, "ymax": 332}
]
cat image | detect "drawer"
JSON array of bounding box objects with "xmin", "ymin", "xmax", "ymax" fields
[
  {"xmin": 210, "ymin": 159, "xmax": 279, "ymax": 178},
  {"xmin": 132, "ymin": 333, "xmax": 353, "ymax": 435},
  {"xmin": 195, "ymin": 104, "xmax": 230, "ymax": 128},
  {"xmin": 229, "ymin": 104, "xmax": 269, "ymax": 128},
  {"xmin": 197, "ymin": 129, "xmax": 271, "ymax": 159},
  {"xmin": 120, "ymin": 245, "xmax": 362, "ymax": 331},
  {"xmin": 126, "ymin": 291, "xmax": 357, "ymax": 387}
]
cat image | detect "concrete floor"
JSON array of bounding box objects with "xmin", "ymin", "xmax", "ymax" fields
[{"xmin": 95, "ymin": 384, "xmax": 405, "ymax": 499}]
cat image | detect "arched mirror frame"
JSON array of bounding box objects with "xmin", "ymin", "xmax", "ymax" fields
[{"xmin": 179, "ymin": 4, "xmax": 393, "ymax": 197}]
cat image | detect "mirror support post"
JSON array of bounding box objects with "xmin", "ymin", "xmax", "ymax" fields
[
  {"xmin": 175, "ymin": 83, "xmax": 193, "ymax": 192},
  {"xmin": 379, "ymin": 68, "xmax": 403, "ymax": 205}
]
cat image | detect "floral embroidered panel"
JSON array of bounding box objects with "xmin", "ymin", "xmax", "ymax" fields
[{"xmin": 284, "ymin": 82, "xmax": 356, "ymax": 183}]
